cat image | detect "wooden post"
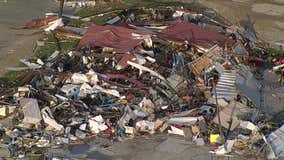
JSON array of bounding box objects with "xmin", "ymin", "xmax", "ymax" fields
[
  {"xmin": 213, "ymin": 81, "xmax": 224, "ymax": 142},
  {"xmin": 59, "ymin": 0, "xmax": 64, "ymax": 17},
  {"xmin": 280, "ymin": 69, "xmax": 284, "ymax": 85}
]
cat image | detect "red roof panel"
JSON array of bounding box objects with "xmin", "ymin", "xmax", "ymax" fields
[
  {"xmin": 79, "ymin": 25, "xmax": 151, "ymax": 53},
  {"xmin": 159, "ymin": 21, "xmax": 235, "ymax": 48}
]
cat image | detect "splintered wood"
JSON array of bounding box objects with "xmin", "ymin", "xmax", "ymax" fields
[
  {"xmin": 188, "ymin": 45, "xmax": 222, "ymax": 76},
  {"xmin": 189, "ymin": 56, "xmax": 212, "ymax": 76}
]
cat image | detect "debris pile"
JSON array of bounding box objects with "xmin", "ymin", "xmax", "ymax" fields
[
  {"xmin": 0, "ymin": 5, "xmax": 283, "ymax": 159},
  {"xmin": 56, "ymin": 0, "xmax": 96, "ymax": 8}
]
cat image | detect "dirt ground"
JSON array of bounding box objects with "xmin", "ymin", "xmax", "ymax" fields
[
  {"xmin": 0, "ymin": 0, "xmax": 56, "ymax": 76},
  {"xmin": 50, "ymin": 134, "xmax": 254, "ymax": 160},
  {"xmin": 196, "ymin": 0, "xmax": 284, "ymax": 45}
]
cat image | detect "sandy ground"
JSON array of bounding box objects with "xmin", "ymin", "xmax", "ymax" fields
[
  {"xmin": 103, "ymin": 135, "xmax": 248, "ymax": 160},
  {"xmin": 0, "ymin": 28, "xmax": 43, "ymax": 74},
  {"xmin": 50, "ymin": 134, "xmax": 252, "ymax": 160},
  {"xmin": 196, "ymin": 0, "xmax": 284, "ymax": 46},
  {"xmin": 0, "ymin": 0, "xmax": 57, "ymax": 76}
]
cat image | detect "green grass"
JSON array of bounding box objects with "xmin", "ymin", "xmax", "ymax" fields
[
  {"xmin": 0, "ymin": 71, "xmax": 27, "ymax": 87},
  {"xmin": 35, "ymin": 34, "xmax": 79, "ymax": 61},
  {"xmin": 267, "ymin": 47, "xmax": 284, "ymax": 58},
  {"xmin": 35, "ymin": 42, "xmax": 57, "ymax": 60},
  {"xmin": 66, "ymin": 19, "xmax": 84, "ymax": 28},
  {"xmin": 74, "ymin": 0, "xmax": 206, "ymax": 26},
  {"xmin": 75, "ymin": 0, "xmax": 202, "ymax": 18},
  {"xmin": 0, "ymin": 60, "xmax": 31, "ymax": 87},
  {"xmin": 92, "ymin": 13, "xmax": 112, "ymax": 25},
  {"xmin": 0, "ymin": 34, "xmax": 79, "ymax": 88}
]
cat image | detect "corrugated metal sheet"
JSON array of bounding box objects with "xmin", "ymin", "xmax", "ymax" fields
[
  {"xmin": 215, "ymin": 70, "xmax": 238, "ymax": 101},
  {"xmin": 267, "ymin": 125, "xmax": 284, "ymax": 159},
  {"xmin": 214, "ymin": 65, "xmax": 261, "ymax": 108}
]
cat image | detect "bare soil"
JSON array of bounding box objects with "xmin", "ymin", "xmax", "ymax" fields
[
  {"xmin": 196, "ymin": 0, "xmax": 284, "ymax": 45},
  {"xmin": 0, "ymin": 0, "xmax": 57, "ymax": 76}
]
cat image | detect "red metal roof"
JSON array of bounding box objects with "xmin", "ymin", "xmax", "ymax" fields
[
  {"xmin": 26, "ymin": 16, "xmax": 59, "ymax": 29},
  {"xmin": 159, "ymin": 21, "xmax": 235, "ymax": 48},
  {"xmin": 79, "ymin": 25, "xmax": 151, "ymax": 53}
]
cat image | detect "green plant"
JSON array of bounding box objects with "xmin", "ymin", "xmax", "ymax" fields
[{"xmin": 267, "ymin": 47, "xmax": 284, "ymax": 58}]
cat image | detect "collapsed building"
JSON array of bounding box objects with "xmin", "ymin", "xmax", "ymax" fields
[{"xmin": 0, "ymin": 5, "xmax": 283, "ymax": 159}]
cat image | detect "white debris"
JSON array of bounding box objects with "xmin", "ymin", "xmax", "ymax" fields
[
  {"xmin": 136, "ymin": 120, "xmax": 155, "ymax": 134},
  {"xmin": 44, "ymin": 18, "xmax": 64, "ymax": 32},
  {"xmin": 167, "ymin": 117, "xmax": 199, "ymax": 126},
  {"xmin": 41, "ymin": 107, "xmax": 64, "ymax": 132},
  {"xmin": 212, "ymin": 140, "xmax": 235, "ymax": 155},
  {"xmin": 61, "ymin": 84, "xmax": 80, "ymax": 97},
  {"xmin": 79, "ymin": 123, "xmax": 87, "ymax": 131},
  {"xmin": 71, "ymin": 73, "xmax": 89, "ymax": 84},
  {"xmin": 92, "ymin": 85, "xmax": 120, "ymax": 97},
  {"xmin": 20, "ymin": 59, "xmax": 42, "ymax": 69},
  {"xmin": 88, "ymin": 115, "xmax": 108, "ymax": 134},
  {"xmin": 168, "ymin": 126, "xmax": 185, "ymax": 136},
  {"xmin": 86, "ymin": 70, "xmax": 99, "ymax": 85},
  {"xmin": 79, "ymin": 83, "xmax": 93, "ymax": 97},
  {"xmin": 36, "ymin": 59, "xmax": 45, "ymax": 65},
  {"xmin": 125, "ymin": 126, "xmax": 135, "ymax": 134},
  {"xmin": 65, "ymin": 0, "xmax": 96, "ymax": 8},
  {"xmin": 71, "ymin": 71, "xmax": 99, "ymax": 85},
  {"xmin": 239, "ymin": 121, "xmax": 258, "ymax": 131},
  {"xmin": 173, "ymin": 10, "xmax": 184, "ymax": 18},
  {"xmin": 20, "ymin": 98, "xmax": 42, "ymax": 125}
]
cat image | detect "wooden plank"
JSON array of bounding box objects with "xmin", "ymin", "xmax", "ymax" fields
[{"xmin": 188, "ymin": 45, "xmax": 222, "ymax": 76}]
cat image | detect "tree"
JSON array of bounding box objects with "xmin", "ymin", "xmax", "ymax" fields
[{"xmin": 59, "ymin": 0, "xmax": 64, "ymax": 17}]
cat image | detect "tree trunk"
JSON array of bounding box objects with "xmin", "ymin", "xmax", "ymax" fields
[{"xmin": 59, "ymin": 0, "xmax": 64, "ymax": 17}]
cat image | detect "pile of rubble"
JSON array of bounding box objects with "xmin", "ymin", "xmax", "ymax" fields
[
  {"xmin": 0, "ymin": 5, "xmax": 283, "ymax": 159},
  {"xmin": 55, "ymin": 0, "xmax": 96, "ymax": 8}
]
